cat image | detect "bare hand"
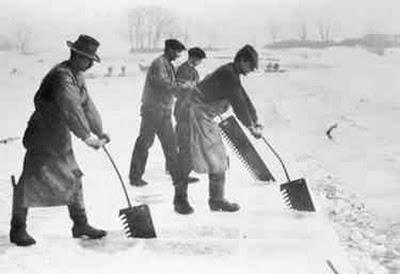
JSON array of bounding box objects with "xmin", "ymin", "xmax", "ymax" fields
[
  {"xmin": 249, "ymin": 125, "xmax": 263, "ymax": 139},
  {"xmin": 84, "ymin": 134, "xmax": 103, "ymax": 150},
  {"xmin": 99, "ymin": 132, "xmax": 111, "ymax": 144},
  {"xmin": 255, "ymin": 123, "xmax": 264, "ymax": 131}
]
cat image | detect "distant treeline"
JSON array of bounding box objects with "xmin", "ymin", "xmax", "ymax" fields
[{"xmin": 265, "ymin": 34, "xmax": 400, "ymax": 50}]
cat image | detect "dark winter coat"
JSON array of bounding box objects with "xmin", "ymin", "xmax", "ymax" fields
[
  {"xmin": 19, "ymin": 60, "xmax": 103, "ymax": 207},
  {"xmin": 176, "ymin": 61, "xmax": 200, "ymax": 84},
  {"xmin": 177, "ymin": 62, "xmax": 259, "ymax": 174},
  {"xmin": 174, "ymin": 61, "xmax": 200, "ymax": 120},
  {"xmin": 197, "ymin": 62, "xmax": 258, "ymax": 128}
]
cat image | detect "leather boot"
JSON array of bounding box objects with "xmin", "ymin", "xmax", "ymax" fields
[
  {"xmin": 68, "ymin": 205, "xmax": 106, "ymax": 239},
  {"xmin": 9, "ymin": 180, "xmax": 36, "ymax": 246},
  {"xmin": 10, "ymin": 208, "xmax": 36, "ymax": 246},
  {"xmin": 173, "ymin": 183, "xmax": 193, "ymax": 215},
  {"xmin": 208, "ymin": 173, "xmax": 240, "ymax": 212}
]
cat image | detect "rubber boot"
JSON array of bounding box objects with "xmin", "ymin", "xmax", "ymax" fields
[
  {"xmin": 208, "ymin": 173, "xmax": 240, "ymax": 212},
  {"xmin": 68, "ymin": 205, "xmax": 106, "ymax": 239},
  {"xmin": 9, "ymin": 180, "xmax": 36, "ymax": 246},
  {"xmin": 10, "ymin": 208, "xmax": 36, "ymax": 246},
  {"xmin": 173, "ymin": 183, "xmax": 194, "ymax": 215}
]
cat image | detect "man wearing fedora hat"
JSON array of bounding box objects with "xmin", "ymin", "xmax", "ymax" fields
[
  {"xmin": 128, "ymin": 38, "xmax": 195, "ymax": 187},
  {"xmin": 10, "ymin": 34, "xmax": 110, "ymax": 246}
]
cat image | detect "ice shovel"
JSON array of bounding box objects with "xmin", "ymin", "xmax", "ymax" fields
[
  {"xmin": 102, "ymin": 146, "xmax": 156, "ymax": 238},
  {"xmin": 261, "ymin": 136, "xmax": 316, "ymax": 212}
]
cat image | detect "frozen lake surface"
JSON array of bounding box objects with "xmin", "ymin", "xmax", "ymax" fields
[{"xmin": 1, "ymin": 46, "xmax": 400, "ymax": 273}]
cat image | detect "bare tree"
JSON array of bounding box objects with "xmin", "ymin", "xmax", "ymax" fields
[
  {"xmin": 128, "ymin": 8, "xmax": 145, "ymax": 51},
  {"xmin": 15, "ymin": 23, "xmax": 31, "ymax": 54},
  {"xmin": 144, "ymin": 6, "xmax": 156, "ymax": 48},
  {"xmin": 128, "ymin": 5, "xmax": 182, "ymax": 51},
  {"xmin": 299, "ymin": 22, "xmax": 307, "ymax": 41},
  {"xmin": 317, "ymin": 19, "xmax": 334, "ymax": 42},
  {"xmin": 268, "ymin": 24, "xmax": 279, "ymax": 44},
  {"xmin": 317, "ymin": 21, "xmax": 326, "ymax": 42},
  {"xmin": 324, "ymin": 23, "xmax": 331, "ymax": 42},
  {"xmin": 153, "ymin": 7, "xmax": 180, "ymax": 47},
  {"xmin": 128, "ymin": 24, "xmax": 134, "ymax": 52}
]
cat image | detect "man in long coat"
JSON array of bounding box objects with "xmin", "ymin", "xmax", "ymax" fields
[
  {"xmin": 174, "ymin": 47, "xmax": 207, "ymax": 123},
  {"xmin": 174, "ymin": 45, "xmax": 263, "ymax": 214},
  {"xmin": 173, "ymin": 47, "xmax": 207, "ymax": 185},
  {"xmin": 128, "ymin": 39, "xmax": 193, "ymax": 186},
  {"xmin": 10, "ymin": 35, "xmax": 110, "ymax": 246}
]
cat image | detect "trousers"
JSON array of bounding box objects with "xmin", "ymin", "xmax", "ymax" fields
[{"xmin": 129, "ymin": 108, "xmax": 179, "ymax": 182}]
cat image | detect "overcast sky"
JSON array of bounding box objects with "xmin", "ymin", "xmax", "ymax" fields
[{"xmin": 1, "ymin": 0, "xmax": 400, "ymax": 51}]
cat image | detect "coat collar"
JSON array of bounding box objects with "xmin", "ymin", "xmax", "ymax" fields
[
  {"xmin": 162, "ymin": 54, "xmax": 174, "ymax": 64},
  {"xmin": 232, "ymin": 62, "xmax": 241, "ymax": 75}
]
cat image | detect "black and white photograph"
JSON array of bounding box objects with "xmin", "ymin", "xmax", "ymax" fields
[{"xmin": 0, "ymin": 0, "xmax": 399, "ymax": 273}]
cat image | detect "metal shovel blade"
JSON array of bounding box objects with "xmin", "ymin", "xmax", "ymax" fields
[
  {"xmin": 119, "ymin": 204, "xmax": 157, "ymax": 238},
  {"xmin": 280, "ymin": 178, "xmax": 316, "ymax": 212}
]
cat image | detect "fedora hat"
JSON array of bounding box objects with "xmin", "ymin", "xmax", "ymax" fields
[{"xmin": 66, "ymin": 34, "xmax": 100, "ymax": 62}]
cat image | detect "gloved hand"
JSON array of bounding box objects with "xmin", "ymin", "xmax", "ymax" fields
[
  {"xmin": 249, "ymin": 124, "xmax": 263, "ymax": 139},
  {"xmin": 84, "ymin": 134, "xmax": 104, "ymax": 150},
  {"xmin": 98, "ymin": 132, "xmax": 111, "ymax": 144}
]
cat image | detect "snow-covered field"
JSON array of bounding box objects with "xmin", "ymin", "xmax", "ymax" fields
[{"xmin": 1, "ymin": 46, "xmax": 399, "ymax": 273}]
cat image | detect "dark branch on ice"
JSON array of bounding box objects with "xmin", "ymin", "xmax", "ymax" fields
[{"xmin": 326, "ymin": 123, "xmax": 338, "ymax": 140}]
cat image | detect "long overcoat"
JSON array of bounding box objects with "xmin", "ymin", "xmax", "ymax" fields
[
  {"xmin": 174, "ymin": 61, "xmax": 200, "ymax": 120},
  {"xmin": 19, "ymin": 60, "xmax": 103, "ymax": 207},
  {"xmin": 176, "ymin": 62, "xmax": 259, "ymax": 175}
]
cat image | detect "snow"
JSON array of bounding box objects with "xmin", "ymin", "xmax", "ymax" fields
[{"xmin": 1, "ymin": 46, "xmax": 400, "ymax": 273}]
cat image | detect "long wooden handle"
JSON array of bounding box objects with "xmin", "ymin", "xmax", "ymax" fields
[
  {"xmin": 11, "ymin": 175, "xmax": 16, "ymax": 188},
  {"xmin": 326, "ymin": 259, "xmax": 340, "ymax": 274},
  {"xmin": 102, "ymin": 146, "xmax": 132, "ymax": 208},
  {"xmin": 261, "ymin": 136, "xmax": 291, "ymax": 182}
]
